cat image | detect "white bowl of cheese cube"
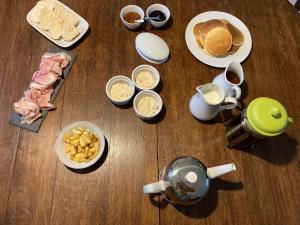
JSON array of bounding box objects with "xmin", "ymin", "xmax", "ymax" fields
[{"xmin": 55, "ymin": 121, "xmax": 105, "ymax": 169}]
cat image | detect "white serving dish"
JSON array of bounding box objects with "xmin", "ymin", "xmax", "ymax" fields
[
  {"xmin": 135, "ymin": 47, "xmax": 168, "ymax": 64},
  {"xmin": 106, "ymin": 75, "xmax": 135, "ymax": 105},
  {"xmin": 133, "ymin": 90, "xmax": 163, "ymax": 120},
  {"xmin": 185, "ymin": 11, "xmax": 252, "ymax": 68},
  {"xmin": 55, "ymin": 121, "xmax": 105, "ymax": 169},
  {"xmin": 135, "ymin": 32, "xmax": 169, "ymax": 63},
  {"xmin": 131, "ymin": 64, "xmax": 160, "ymax": 91},
  {"xmin": 26, "ymin": 0, "xmax": 89, "ymax": 48},
  {"xmin": 120, "ymin": 5, "xmax": 144, "ymax": 30},
  {"xmin": 146, "ymin": 3, "xmax": 170, "ymax": 28}
]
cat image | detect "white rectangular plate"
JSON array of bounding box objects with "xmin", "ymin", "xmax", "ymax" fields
[{"xmin": 26, "ymin": 0, "xmax": 89, "ymax": 48}]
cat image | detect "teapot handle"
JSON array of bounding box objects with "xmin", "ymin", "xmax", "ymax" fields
[
  {"xmin": 218, "ymin": 97, "xmax": 238, "ymax": 112},
  {"xmin": 143, "ymin": 181, "xmax": 171, "ymax": 194}
]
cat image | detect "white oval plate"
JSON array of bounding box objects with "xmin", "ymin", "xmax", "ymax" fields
[
  {"xmin": 55, "ymin": 121, "xmax": 105, "ymax": 169},
  {"xmin": 26, "ymin": 0, "xmax": 89, "ymax": 48},
  {"xmin": 185, "ymin": 11, "xmax": 252, "ymax": 68}
]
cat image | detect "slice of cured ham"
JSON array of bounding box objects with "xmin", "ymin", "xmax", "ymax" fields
[
  {"xmin": 24, "ymin": 88, "xmax": 55, "ymax": 110},
  {"xmin": 14, "ymin": 98, "xmax": 42, "ymax": 125},
  {"xmin": 30, "ymin": 72, "xmax": 58, "ymax": 90},
  {"xmin": 41, "ymin": 52, "xmax": 71, "ymax": 68},
  {"xmin": 40, "ymin": 60, "xmax": 62, "ymax": 75}
]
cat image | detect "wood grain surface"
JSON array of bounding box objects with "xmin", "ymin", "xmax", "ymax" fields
[{"xmin": 0, "ymin": 0, "xmax": 299, "ymax": 225}]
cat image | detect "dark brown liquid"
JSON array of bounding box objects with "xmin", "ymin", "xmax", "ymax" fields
[
  {"xmin": 123, "ymin": 12, "xmax": 141, "ymax": 23},
  {"xmin": 226, "ymin": 71, "xmax": 240, "ymax": 84},
  {"xmin": 149, "ymin": 10, "xmax": 166, "ymax": 22}
]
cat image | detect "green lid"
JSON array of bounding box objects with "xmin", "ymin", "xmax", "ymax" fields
[{"xmin": 246, "ymin": 97, "xmax": 293, "ymax": 136}]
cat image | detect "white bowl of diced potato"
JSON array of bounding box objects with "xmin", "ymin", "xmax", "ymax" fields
[{"xmin": 55, "ymin": 121, "xmax": 105, "ymax": 169}]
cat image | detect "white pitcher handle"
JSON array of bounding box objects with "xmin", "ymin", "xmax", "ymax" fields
[
  {"xmin": 231, "ymin": 86, "xmax": 241, "ymax": 99},
  {"xmin": 219, "ymin": 97, "xmax": 238, "ymax": 112},
  {"xmin": 143, "ymin": 181, "xmax": 171, "ymax": 194}
]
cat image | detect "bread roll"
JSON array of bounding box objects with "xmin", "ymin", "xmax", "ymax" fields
[
  {"xmin": 205, "ymin": 27, "xmax": 232, "ymax": 56},
  {"xmin": 198, "ymin": 19, "xmax": 226, "ymax": 36},
  {"xmin": 226, "ymin": 23, "xmax": 244, "ymax": 46}
]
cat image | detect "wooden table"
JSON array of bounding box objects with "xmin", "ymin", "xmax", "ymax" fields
[{"xmin": 1, "ymin": 0, "xmax": 299, "ymax": 224}]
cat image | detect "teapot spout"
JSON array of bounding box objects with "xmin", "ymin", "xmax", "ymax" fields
[{"xmin": 207, "ymin": 163, "xmax": 236, "ymax": 179}]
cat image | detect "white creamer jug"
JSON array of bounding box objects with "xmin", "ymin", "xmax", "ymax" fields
[{"xmin": 189, "ymin": 83, "xmax": 238, "ymax": 121}]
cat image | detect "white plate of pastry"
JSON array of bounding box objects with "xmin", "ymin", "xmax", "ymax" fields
[
  {"xmin": 185, "ymin": 11, "xmax": 252, "ymax": 68},
  {"xmin": 27, "ymin": 0, "xmax": 89, "ymax": 48}
]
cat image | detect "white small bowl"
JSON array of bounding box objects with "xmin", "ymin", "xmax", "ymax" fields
[
  {"xmin": 146, "ymin": 4, "xmax": 170, "ymax": 28},
  {"xmin": 133, "ymin": 90, "xmax": 163, "ymax": 120},
  {"xmin": 132, "ymin": 65, "xmax": 160, "ymax": 91},
  {"xmin": 106, "ymin": 75, "xmax": 135, "ymax": 105},
  {"xmin": 55, "ymin": 121, "xmax": 105, "ymax": 169},
  {"xmin": 120, "ymin": 5, "xmax": 144, "ymax": 30}
]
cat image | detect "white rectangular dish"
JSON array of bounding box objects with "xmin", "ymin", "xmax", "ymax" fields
[{"xmin": 26, "ymin": 0, "xmax": 89, "ymax": 48}]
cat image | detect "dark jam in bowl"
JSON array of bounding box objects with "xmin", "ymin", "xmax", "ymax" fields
[
  {"xmin": 149, "ymin": 10, "xmax": 166, "ymax": 22},
  {"xmin": 123, "ymin": 12, "xmax": 141, "ymax": 23}
]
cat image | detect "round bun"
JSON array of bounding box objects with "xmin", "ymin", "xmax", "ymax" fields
[
  {"xmin": 198, "ymin": 19, "xmax": 226, "ymax": 36},
  {"xmin": 205, "ymin": 27, "xmax": 232, "ymax": 56},
  {"xmin": 226, "ymin": 23, "xmax": 244, "ymax": 46},
  {"xmin": 193, "ymin": 22, "xmax": 204, "ymax": 49}
]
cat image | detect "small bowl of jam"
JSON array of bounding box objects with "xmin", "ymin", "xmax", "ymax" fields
[
  {"xmin": 146, "ymin": 4, "xmax": 170, "ymax": 28},
  {"xmin": 120, "ymin": 5, "xmax": 144, "ymax": 30}
]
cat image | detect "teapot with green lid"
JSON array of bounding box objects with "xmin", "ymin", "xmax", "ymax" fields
[{"xmin": 226, "ymin": 97, "xmax": 293, "ymax": 148}]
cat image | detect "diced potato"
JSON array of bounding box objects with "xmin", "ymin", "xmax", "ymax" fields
[
  {"xmin": 71, "ymin": 139, "xmax": 80, "ymax": 147},
  {"xmin": 94, "ymin": 141, "xmax": 99, "ymax": 150},
  {"xmin": 89, "ymin": 152, "xmax": 97, "ymax": 159},
  {"xmin": 89, "ymin": 147, "xmax": 96, "ymax": 154},
  {"xmin": 79, "ymin": 136, "xmax": 86, "ymax": 147},
  {"xmin": 63, "ymin": 127, "xmax": 100, "ymax": 163},
  {"xmin": 77, "ymin": 127, "xmax": 84, "ymax": 132},
  {"xmin": 63, "ymin": 134, "xmax": 71, "ymax": 143},
  {"xmin": 82, "ymin": 133, "xmax": 91, "ymax": 144},
  {"xmin": 72, "ymin": 128, "xmax": 82, "ymax": 135},
  {"xmin": 70, "ymin": 148, "xmax": 76, "ymax": 156},
  {"xmin": 92, "ymin": 134, "xmax": 99, "ymax": 142},
  {"xmin": 76, "ymin": 153, "xmax": 86, "ymax": 158},
  {"xmin": 89, "ymin": 142, "xmax": 94, "ymax": 148},
  {"xmin": 74, "ymin": 158, "xmax": 80, "ymax": 163}
]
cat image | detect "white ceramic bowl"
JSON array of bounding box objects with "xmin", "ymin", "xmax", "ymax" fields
[
  {"xmin": 120, "ymin": 5, "xmax": 144, "ymax": 30},
  {"xmin": 132, "ymin": 65, "xmax": 160, "ymax": 91},
  {"xmin": 146, "ymin": 4, "xmax": 170, "ymax": 28},
  {"xmin": 55, "ymin": 121, "xmax": 105, "ymax": 169},
  {"xmin": 133, "ymin": 90, "xmax": 163, "ymax": 120},
  {"xmin": 106, "ymin": 75, "xmax": 135, "ymax": 105}
]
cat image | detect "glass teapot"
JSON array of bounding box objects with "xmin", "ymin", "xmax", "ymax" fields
[{"xmin": 143, "ymin": 156, "xmax": 236, "ymax": 206}]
